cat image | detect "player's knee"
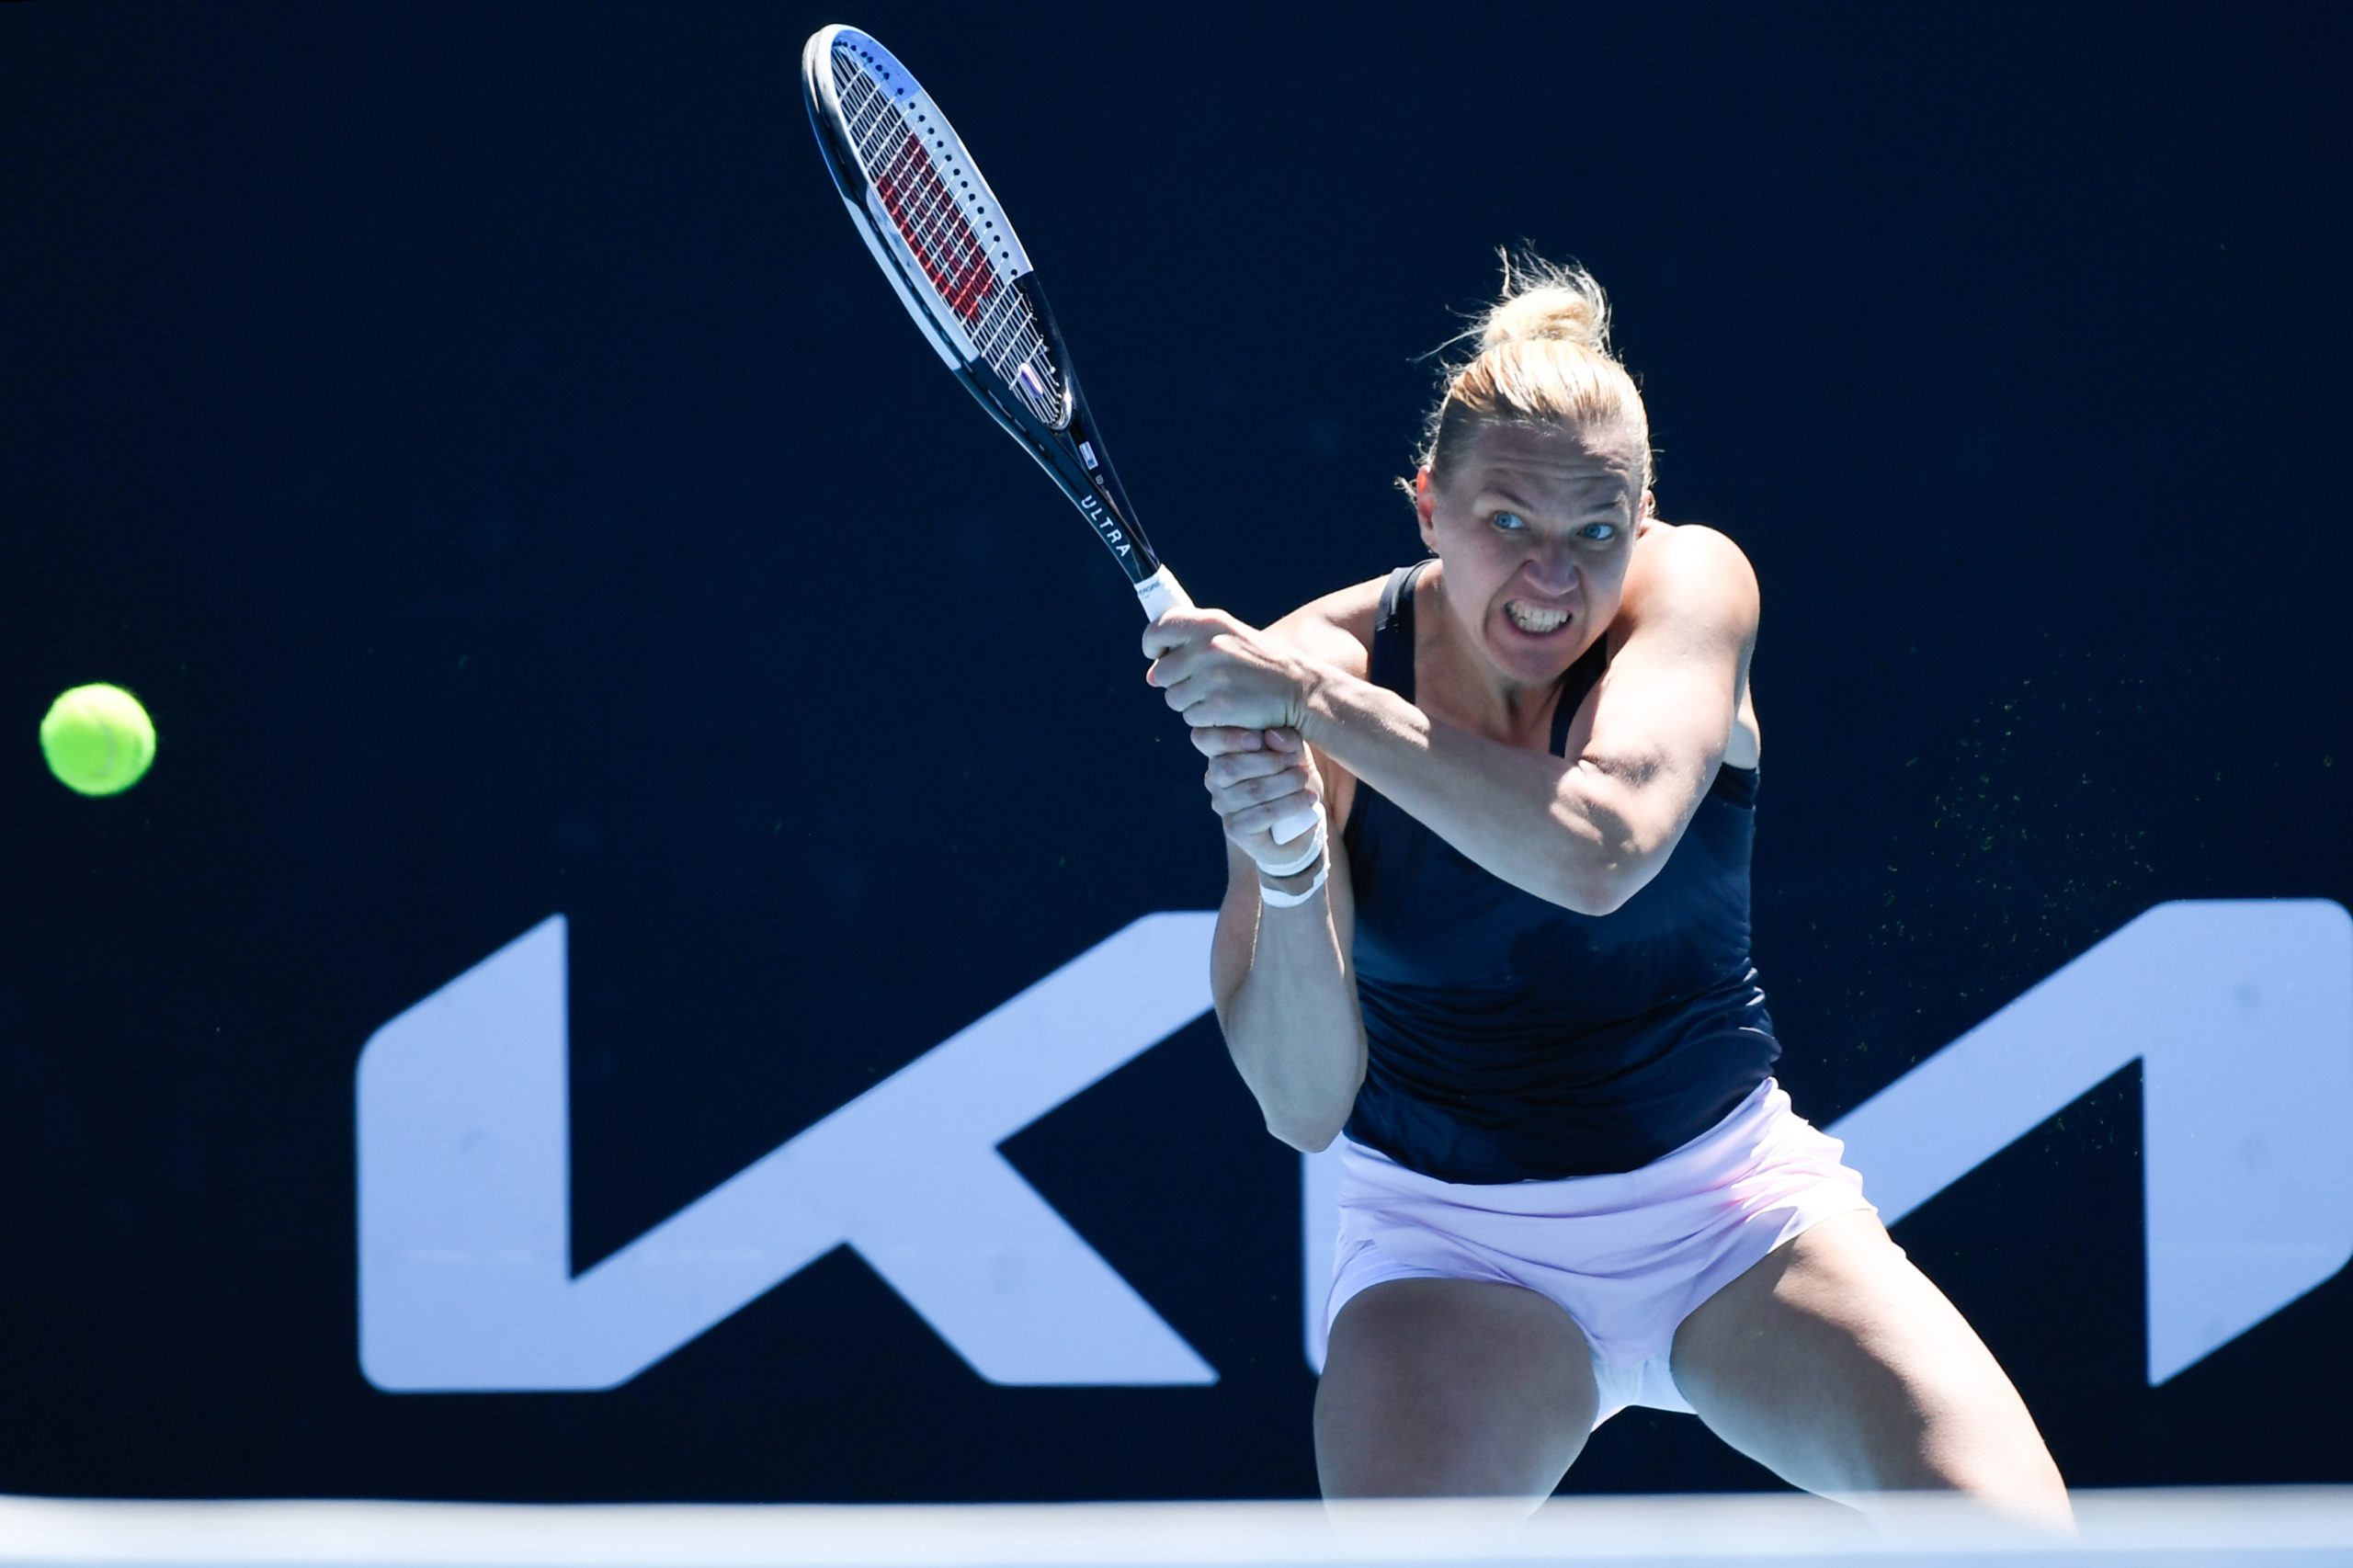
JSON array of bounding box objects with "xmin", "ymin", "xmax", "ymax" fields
[
  {"xmin": 1313, "ymin": 1369, "xmax": 1590, "ymax": 1503},
  {"xmin": 1314, "ymin": 1279, "xmax": 1597, "ymax": 1503},
  {"xmin": 1864, "ymin": 1430, "xmax": 2072, "ymax": 1536},
  {"xmin": 1315, "ymin": 1420, "xmax": 1579, "ymax": 1504},
  {"xmin": 1941, "ymin": 1449, "xmax": 2075, "ymax": 1535}
]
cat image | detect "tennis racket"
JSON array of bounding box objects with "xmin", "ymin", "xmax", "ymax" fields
[
  {"xmin": 801, "ymin": 23, "xmax": 1318, "ymax": 846},
  {"xmin": 800, "ymin": 22, "xmax": 1188, "ymax": 623}
]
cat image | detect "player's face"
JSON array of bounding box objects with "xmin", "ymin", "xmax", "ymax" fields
[{"xmin": 1417, "ymin": 418, "xmax": 1645, "ymax": 688}]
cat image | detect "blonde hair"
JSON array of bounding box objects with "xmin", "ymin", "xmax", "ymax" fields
[{"xmin": 1404, "ymin": 251, "xmax": 1653, "ymax": 501}]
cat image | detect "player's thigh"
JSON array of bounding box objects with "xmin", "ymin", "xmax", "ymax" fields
[
  {"xmin": 1667, "ymin": 1212, "xmax": 2068, "ymax": 1517},
  {"xmin": 1315, "ymin": 1276, "xmax": 1599, "ymax": 1502}
]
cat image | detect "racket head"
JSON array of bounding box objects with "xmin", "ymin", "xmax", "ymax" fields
[
  {"xmin": 801, "ymin": 25, "xmax": 1069, "ymax": 431},
  {"xmin": 801, "ymin": 24, "xmax": 1179, "ymax": 608}
]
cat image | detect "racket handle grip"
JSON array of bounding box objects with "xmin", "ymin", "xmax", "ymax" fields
[
  {"xmin": 1139, "ymin": 562, "xmax": 1326, "ymax": 843},
  {"xmin": 1134, "ymin": 565, "xmax": 1191, "ymax": 622},
  {"xmin": 1269, "ymin": 804, "xmax": 1322, "ymax": 846},
  {"xmin": 1140, "ymin": 562, "xmax": 1317, "ymax": 846}
]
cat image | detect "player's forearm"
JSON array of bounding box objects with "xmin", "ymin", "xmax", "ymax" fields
[
  {"xmin": 1299, "ymin": 671, "xmax": 1625, "ymax": 915},
  {"xmin": 1213, "ymin": 892, "xmax": 1366, "ymax": 1153}
]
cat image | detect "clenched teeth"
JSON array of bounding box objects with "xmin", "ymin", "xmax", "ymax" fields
[{"xmin": 1506, "ymin": 600, "xmax": 1570, "ymax": 633}]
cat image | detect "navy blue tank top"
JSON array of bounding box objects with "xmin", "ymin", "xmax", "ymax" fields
[{"xmin": 1341, "ymin": 561, "xmax": 1780, "ymax": 1182}]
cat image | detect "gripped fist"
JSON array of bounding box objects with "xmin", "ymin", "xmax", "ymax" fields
[
  {"xmin": 1192, "ymin": 725, "xmax": 1325, "ymax": 873},
  {"xmin": 1141, "ymin": 608, "xmax": 1316, "ymax": 733}
]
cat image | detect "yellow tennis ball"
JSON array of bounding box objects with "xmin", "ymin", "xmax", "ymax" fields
[{"xmin": 40, "ymin": 683, "xmax": 157, "ymax": 797}]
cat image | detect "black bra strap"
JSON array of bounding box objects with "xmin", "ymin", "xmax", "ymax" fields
[
  {"xmin": 1548, "ymin": 631, "xmax": 1609, "ymax": 757},
  {"xmin": 1370, "ymin": 561, "xmax": 1429, "ymax": 701}
]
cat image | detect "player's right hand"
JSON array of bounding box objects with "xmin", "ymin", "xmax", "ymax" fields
[{"xmin": 1192, "ymin": 726, "xmax": 1325, "ymax": 872}]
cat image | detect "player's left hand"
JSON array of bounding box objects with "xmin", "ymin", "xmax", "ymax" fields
[{"xmin": 1142, "ymin": 608, "xmax": 1319, "ymax": 732}]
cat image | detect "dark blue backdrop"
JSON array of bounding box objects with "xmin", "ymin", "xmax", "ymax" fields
[{"xmin": 2, "ymin": 0, "xmax": 2347, "ymax": 1504}]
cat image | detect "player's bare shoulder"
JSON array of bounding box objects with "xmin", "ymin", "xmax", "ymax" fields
[
  {"xmin": 1619, "ymin": 519, "xmax": 1764, "ymax": 769},
  {"xmin": 1264, "ymin": 576, "xmax": 1381, "ymax": 679},
  {"xmin": 1615, "ymin": 520, "xmax": 1760, "ymax": 648}
]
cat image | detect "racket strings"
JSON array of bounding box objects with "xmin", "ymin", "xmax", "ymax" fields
[
  {"xmin": 875, "ymin": 133, "xmax": 995, "ymax": 323},
  {"xmin": 831, "ymin": 45, "xmax": 1066, "ymax": 427}
]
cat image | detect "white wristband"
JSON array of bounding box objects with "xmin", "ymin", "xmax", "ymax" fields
[
  {"xmin": 1255, "ymin": 803, "xmax": 1327, "ymax": 878},
  {"xmin": 1258, "ymin": 857, "xmax": 1329, "ymax": 908}
]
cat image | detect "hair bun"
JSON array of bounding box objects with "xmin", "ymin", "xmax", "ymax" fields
[
  {"xmin": 1476, "ymin": 261, "xmax": 1611, "ymax": 354},
  {"xmin": 1401, "ymin": 249, "xmax": 1651, "ymax": 504}
]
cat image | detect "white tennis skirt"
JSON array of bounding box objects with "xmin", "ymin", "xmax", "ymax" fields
[{"xmin": 1324, "ymin": 1076, "xmax": 1883, "ymax": 1426}]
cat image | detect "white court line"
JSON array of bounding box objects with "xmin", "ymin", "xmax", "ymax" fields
[{"xmin": 1, "ymin": 1490, "xmax": 2350, "ymax": 1567}]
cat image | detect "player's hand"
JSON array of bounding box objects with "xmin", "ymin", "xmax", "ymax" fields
[
  {"xmin": 1141, "ymin": 608, "xmax": 1319, "ymax": 732},
  {"xmin": 1192, "ymin": 726, "xmax": 1324, "ymax": 872}
]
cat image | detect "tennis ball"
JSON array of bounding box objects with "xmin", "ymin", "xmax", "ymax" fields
[{"xmin": 40, "ymin": 683, "xmax": 156, "ymax": 797}]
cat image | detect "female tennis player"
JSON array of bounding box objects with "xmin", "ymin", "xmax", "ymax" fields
[{"xmin": 1141, "ymin": 256, "xmax": 2074, "ymax": 1530}]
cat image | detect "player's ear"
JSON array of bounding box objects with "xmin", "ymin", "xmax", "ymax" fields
[{"xmin": 1415, "ymin": 468, "xmax": 1438, "ymax": 551}]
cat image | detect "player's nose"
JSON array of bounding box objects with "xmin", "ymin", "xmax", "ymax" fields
[{"xmin": 1521, "ymin": 543, "xmax": 1578, "ymax": 596}]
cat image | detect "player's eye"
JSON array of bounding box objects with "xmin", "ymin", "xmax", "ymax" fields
[
  {"xmin": 1584, "ymin": 522, "xmax": 1620, "ymax": 541},
  {"xmin": 1491, "ymin": 511, "xmax": 1528, "ymax": 532}
]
